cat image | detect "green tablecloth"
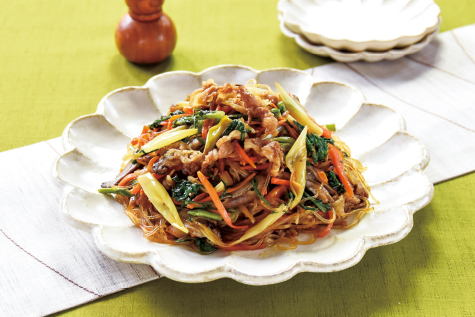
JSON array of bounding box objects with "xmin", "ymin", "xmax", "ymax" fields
[{"xmin": 1, "ymin": 0, "xmax": 474, "ymax": 316}]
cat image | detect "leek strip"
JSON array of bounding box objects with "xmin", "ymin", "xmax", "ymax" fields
[
  {"xmin": 228, "ymin": 204, "xmax": 288, "ymax": 246},
  {"xmin": 138, "ymin": 173, "xmax": 188, "ymax": 234},
  {"xmin": 204, "ymin": 116, "xmax": 232, "ymax": 155},
  {"xmin": 275, "ymin": 82, "xmax": 323, "ymax": 136},
  {"xmin": 142, "ymin": 127, "xmax": 196, "ymax": 154},
  {"xmin": 286, "ymin": 126, "xmax": 308, "ymax": 209},
  {"xmin": 122, "ymin": 126, "xmax": 188, "ymax": 161}
]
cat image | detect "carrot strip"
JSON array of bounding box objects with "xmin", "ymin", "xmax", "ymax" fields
[
  {"xmin": 184, "ymin": 105, "xmax": 194, "ymax": 114},
  {"xmin": 193, "ymin": 192, "xmax": 208, "ymax": 202},
  {"xmin": 118, "ymin": 173, "xmax": 138, "ymax": 186},
  {"xmin": 226, "ymin": 172, "xmax": 256, "ymax": 193},
  {"xmin": 328, "ymin": 144, "xmax": 354, "ymax": 197},
  {"xmin": 218, "ymin": 244, "xmax": 265, "ymax": 251},
  {"xmin": 233, "ymin": 140, "xmax": 256, "ymax": 168},
  {"xmin": 317, "ymin": 210, "xmax": 333, "ymax": 238},
  {"xmin": 282, "ymin": 123, "xmax": 299, "ymax": 139},
  {"xmin": 147, "ymin": 156, "xmax": 160, "ymax": 173},
  {"xmin": 202, "ymin": 119, "xmax": 212, "ymax": 139},
  {"xmin": 141, "ymin": 125, "xmax": 149, "ymax": 134},
  {"xmin": 130, "ymin": 183, "xmax": 141, "ymax": 195},
  {"xmin": 167, "ymin": 114, "xmax": 187, "ymax": 130},
  {"xmin": 238, "ymin": 205, "xmax": 255, "ymax": 223},
  {"xmin": 265, "ymin": 185, "xmax": 287, "ymax": 201},
  {"xmin": 152, "ymin": 173, "xmax": 165, "ymax": 181},
  {"xmin": 317, "ymin": 170, "xmax": 328, "ymax": 184},
  {"xmin": 197, "ymin": 171, "xmax": 248, "ymax": 230},
  {"xmin": 270, "ymin": 177, "xmax": 291, "ymax": 186}
]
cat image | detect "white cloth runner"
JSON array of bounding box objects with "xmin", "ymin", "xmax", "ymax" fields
[{"xmin": 1, "ymin": 24, "xmax": 475, "ymax": 317}]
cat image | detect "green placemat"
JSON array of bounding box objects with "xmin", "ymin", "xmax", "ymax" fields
[{"xmin": 1, "ymin": 0, "xmax": 474, "ymax": 316}]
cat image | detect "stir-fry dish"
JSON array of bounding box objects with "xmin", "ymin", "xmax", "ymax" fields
[{"xmin": 99, "ymin": 79, "xmax": 376, "ymax": 254}]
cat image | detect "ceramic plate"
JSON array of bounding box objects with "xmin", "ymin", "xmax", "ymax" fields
[
  {"xmin": 278, "ymin": 0, "xmax": 440, "ymax": 51},
  {"xmin": 280, "ymin": 16, "xmax": 440, "ymax": 62},
  {"xmin": 53, "ymin": 65, "xmax": 433, "ymax": 285}
]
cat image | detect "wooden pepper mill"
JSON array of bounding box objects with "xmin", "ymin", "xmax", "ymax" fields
[{"xmin": 115, "ymin": 0, "xmax": 177, "ymax": 64}]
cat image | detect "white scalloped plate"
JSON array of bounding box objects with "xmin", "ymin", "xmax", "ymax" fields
[
  {"xmin": 53, "ymin": 65, "xmax": 433, "ymax": 285},
  {"xmin": 277, "ymin": 0, "xmax": 441, "ymax": 52},
  {"xmin": 279, "ymin": 15, "xmax": 440, "ymax": 62}
]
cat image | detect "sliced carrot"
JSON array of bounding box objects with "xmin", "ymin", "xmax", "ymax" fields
[
  {"xmin": 118, "ymin": 173, "xmax": 138, "ymax": 186},
  {"xmin": 141, "ymin": 126, "xmax": 149, "ymax": 134},
  {"xmin": 317, "ymin": 210, "xmax": 333, "ymax": 238},
  {"xmin": 184, "ymin": 105, "xmax": 194, "ymax": 114},
  {"xmin": 147, "ymin": 156, "xmax": 160, "ymax": 173},
  {"xmin": 233, "ymin": 140, "xmax": 256, "ymax": 168},
  {"xmin": 167, "ymin": 114, "xmax": 188, "ymax": 130},
  {"xmin": 197, "ymin": 171, "xmax": 248, "ymax": 230},
  {"xmin": 282, "ymin": 123, "xmax": 299, "ymax": 139},
  {"xmin": 202, "ymin": 119, "xmax": 212, "ymax": 139},
  {"xmin": 226, "ymin": 172, "xmax": 256, "ymax": 193},
  {"xmin": 317, "ymin": 170, "xmax": 328, "ymax": 184},
  {"xmin": 265, "ymin": 185, "xmax": 287, "ymax": 201},
  {"xmin": 328, "ymin": 144, "xmax": 354, "ymax": 197},
  {"xmin": 130, "ymin": 183, "xmax": 141, "ymax": 195},
  {"xmin": 270, "ymin": 177, "xmax": 291, "ymax": 186},
  {"xmin": 238, "ymin": 205, "xmax": 255, "ymax": 223},
  {"xmin": 193, "ymin": 192, "xmax": 208, "ymax": 202}
]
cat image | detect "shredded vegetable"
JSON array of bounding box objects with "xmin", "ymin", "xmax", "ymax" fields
[{"xmin": 100, "ymin": 79, "xmax": 375, "ymax": 254}]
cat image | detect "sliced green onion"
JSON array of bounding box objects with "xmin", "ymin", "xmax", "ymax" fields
[
  {"xmin": 325, "ymin": 123, "xmax": 336, "ymax": 132},
  {"xmin": 188, "ymin": 210, "xmax": 223, "ymax": 221},
  {"xmin": 98, "ymin": 188, "xmax": 133, "ymax": 197}
]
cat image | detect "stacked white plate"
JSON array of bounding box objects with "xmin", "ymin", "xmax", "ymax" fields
[{"xmin": 278, "ymin": 0, "xmax": 441, "ymax": 62}]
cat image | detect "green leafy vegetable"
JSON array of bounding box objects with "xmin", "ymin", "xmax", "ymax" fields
[
  {"xmin": 195, "ymin": 238, "xmax": 218, "ymax": 254},
  {"xmin": 221, "ymin": 119, "xmax": 251, "ymax": 142},
  {"xmin": 301, "ymin": 192, "xmax": 331, "ymax": 212},
  {"xmin": 326, "ymin": 171, "xmax": 346, "ymax": 194},
  {"xmin": 98, "ymin": 188, "xmax": 133, "ymax": 197},
  {"xmin": 149, "ymin": 110, "xmax": 185, "ymax": 129},
  {"xmin": 171, "ymin": 176, "xmax": 201, "ymax": 203},
  {"xmin": 251, "ymin": 178, "xmax": 272, "ymax": 206},
  {"xmin": 293, "ymin": 120, "xmax": 334, "ymax": 162}
]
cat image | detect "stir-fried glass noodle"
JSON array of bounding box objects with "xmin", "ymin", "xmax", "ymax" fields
[{"xmin": 99, "ymin": 79, "xmax": 377, "ymax": 254}]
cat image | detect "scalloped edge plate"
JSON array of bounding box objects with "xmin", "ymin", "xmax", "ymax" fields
[{"xmin": 53, "ymin": 65, "xmax": 434, "ymax": 285}]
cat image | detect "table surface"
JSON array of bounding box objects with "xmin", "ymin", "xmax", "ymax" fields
[{"xmin": 1, "ymin": 0, "xmax": 475, "ymax": 316}]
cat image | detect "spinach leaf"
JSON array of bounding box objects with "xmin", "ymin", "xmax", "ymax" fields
[
  {"xmin": 195, "ymin": 238, "xmax": 218, "ymax": 254},
  {"xmin": 301, "ymin": 192, "xmax": 331, "ymax": 212},
  {"xmin": 292, "ymin": 120, "xmax": 334, "ymax": 162},
  {"xmin": 171, "ymin": 176, "xmax": 201, "ymax": 202},
  {"xmin": 222, "ymin": 119, "xmax": 251, "ymax": 142},
  {"xmin": 326, "ymin": 171, "xmax": 346, "ymax": 194},
  {"xmin": 148, "ymin": 110, "xmax": 185, "ymax": 129}
]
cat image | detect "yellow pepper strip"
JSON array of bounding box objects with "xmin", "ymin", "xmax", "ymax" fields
[
  {"xmin": 203, "ymin": 115, "xmax": 232, "ymax": 155},
  {"xmin": 286, "ymin": 126, "xmax": 308, "ymax": 209},
  {"xmin": 137, "ymin": 173, "xmax": 188, "ymax": 234},
  {"xmin": 275, "ymin": 82, "xmax": 323, "ymax": 136}
]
